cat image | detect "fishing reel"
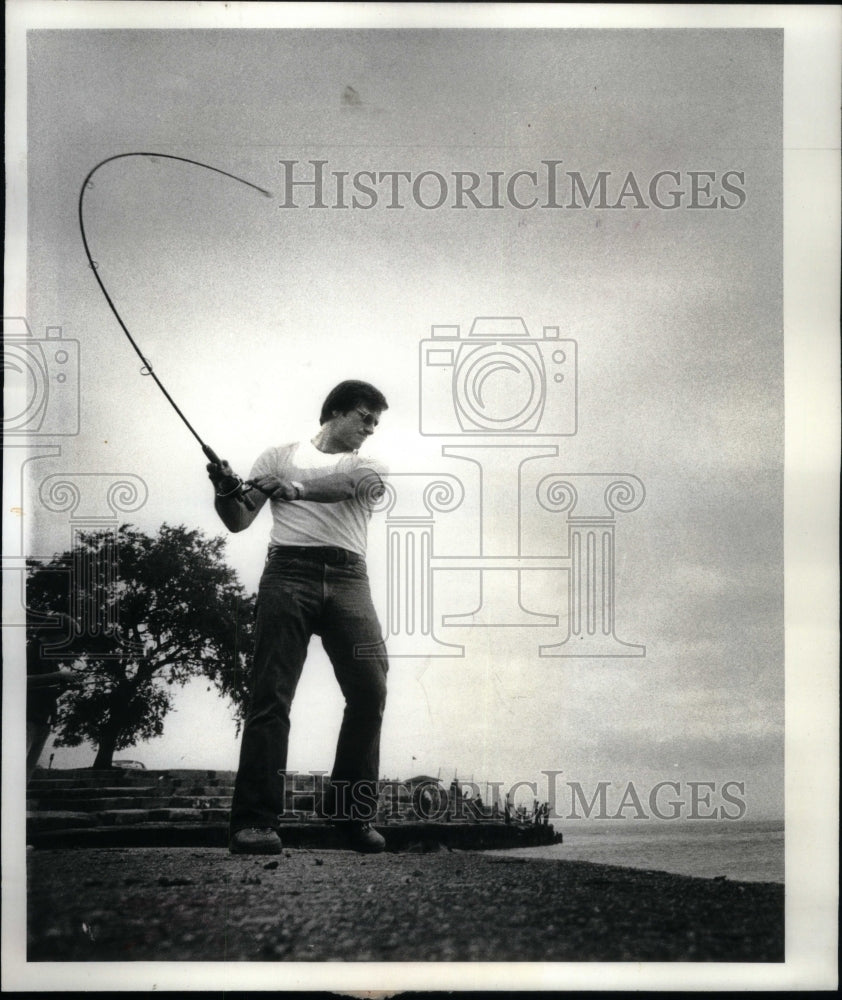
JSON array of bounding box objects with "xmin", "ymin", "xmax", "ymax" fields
[{"xmin": 204, "ymin": 446, "xmax": 260, "ymax": 511}]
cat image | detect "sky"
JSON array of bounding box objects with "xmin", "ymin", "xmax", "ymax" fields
[{"xmin": 10, "ymin": 23, "xmax": 788, "ymax": 816}]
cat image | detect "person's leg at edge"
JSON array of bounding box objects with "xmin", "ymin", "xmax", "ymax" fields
[
  {"xmin": 228, "ymin": 583, "xmax": 312, "ymax": 850},
  {"xmin": 321, "ymin": 562, "xmax": 388, "ymax": 850}
]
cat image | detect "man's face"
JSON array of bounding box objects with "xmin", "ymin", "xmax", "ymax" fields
[{"xmin": 329, "ymin": 404, "xmax": 382, "ymax": 452}]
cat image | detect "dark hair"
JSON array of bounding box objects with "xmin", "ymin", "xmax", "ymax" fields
[{"xmin": 319, "ymin": 380, "xmax": 389, "ymax": 425}]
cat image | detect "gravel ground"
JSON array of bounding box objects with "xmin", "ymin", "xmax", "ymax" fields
[{"xmin": 27, "ymin": 846, "xmax": 784, "ymax": 963}]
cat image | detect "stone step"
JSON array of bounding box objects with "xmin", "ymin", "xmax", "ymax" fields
[
  {"xmin": 26, "ymin": 811, "xmax": 100, "ymax": 830},
  {"xmin": 138, "ymin": 769, "xmax": 238, "ymax": 782},
  {"xmin": 24, "ymin": 769, "xmax": 520, "ymax": 844},
  {"xmin": 26, "ymin": 819, "xmax": 562, "ymax": 851},
  {"xmin": 29, "ymin": 796, "xmax": 235, "ymax": 812},
  {"xmin": 153, "ymin": 796, "xmax": 234, "ymax": 810},
  {"xmin": 28, "ymin": 795, "xmax": 487, "ymax": 821},
  {"xmin": 31, "ymin": 786, "xmax": 234, "ymax": 800},
  {"xmin": 30, "ymin": 785, "xmax": 162, "ymax": 799},
  {"xmin": 30, "ymin": 794, "xmax": 325, "ymax": 810},
  {"xmin": 28, "ymin": 822, "xmax": 231, "ymax": 849},
  {"xmin": 27, "ymin": 807, "xmax": 231, "ymax": 830},
  {"xmin": 28, "ymin": 769, "xmax": 239, "ymax": 790},
  {"xmin": 29, "ymin": 775, "xmax": 323, "ymax": 796}
]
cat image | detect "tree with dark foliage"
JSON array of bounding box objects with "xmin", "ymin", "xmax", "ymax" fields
[{"xmin": 26, "ymin": 523, "xmax": 255, "ymax": 768}]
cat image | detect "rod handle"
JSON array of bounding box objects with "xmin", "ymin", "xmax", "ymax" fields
[{"xmin": 203, "ymin": 445, "xmax": 256, "ymax": 511}]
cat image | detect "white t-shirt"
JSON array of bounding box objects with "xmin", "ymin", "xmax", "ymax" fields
[{"xmin": 250, "ymin": 440, "xmax": 387, "ymax": 556}]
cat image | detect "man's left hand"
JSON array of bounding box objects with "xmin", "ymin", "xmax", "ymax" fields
[{"xmin": 251, "ymin": 475, "xmax": 299, "ymax": 501}]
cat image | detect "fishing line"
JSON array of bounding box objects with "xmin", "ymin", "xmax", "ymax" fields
[{"xmin": 78, "ymin": 152, "xmax": 273, "ymax": 507}]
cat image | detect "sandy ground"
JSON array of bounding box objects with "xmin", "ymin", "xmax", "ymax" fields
[{"xmin": 26, "ymin": 846, "xmax": 783, "ymax": 963}]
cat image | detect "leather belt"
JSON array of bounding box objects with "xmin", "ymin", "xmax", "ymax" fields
[{"xmin": 269, "ymin": 545, "xmax": 361, "ymax": 566}]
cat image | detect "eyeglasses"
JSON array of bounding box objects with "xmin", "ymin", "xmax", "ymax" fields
[{"xmin": 354, "ymin": 408, "xmax": 380, "ymax": 428}]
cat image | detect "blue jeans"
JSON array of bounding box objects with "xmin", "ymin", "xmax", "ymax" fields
[{"xmin": 229, "ymin": 547, "xmax": 388, "ymax": 833}]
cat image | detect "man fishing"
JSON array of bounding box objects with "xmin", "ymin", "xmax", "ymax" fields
[{"xmin": 208, "ymin": 380, "xmax": 390, "ymax": 855}]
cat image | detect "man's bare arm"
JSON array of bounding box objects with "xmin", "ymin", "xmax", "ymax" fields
[
  {"xmin": 208, "ymin": 460, "xmax": 268, "ymax": 532},
  {"xmin": 250, "ymin": 467, "xmax": 385, "ymax": 506},
  {"xmin": 210, "ymin": 461, "xmax": 385, "ymax": 532}
]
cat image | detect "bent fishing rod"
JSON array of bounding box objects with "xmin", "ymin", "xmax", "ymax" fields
[{"xmin": 78, "ymin": 152, "xmax": 274, "ymax": 509}]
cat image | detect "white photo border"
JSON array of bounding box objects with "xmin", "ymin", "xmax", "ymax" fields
[{"xmin": 3, "ymin": 2, "xmax": 839, "ymax": 992}]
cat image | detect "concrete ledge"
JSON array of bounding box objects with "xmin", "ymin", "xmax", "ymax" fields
[
  {"xmin": 35, "ymin": 796, "xmax": 234, "ymax": 812},
  {"xmin": 96, "ymin": 810, "xmax": 154, "ymax": 826},
  {"xmin": 26, "ymin": 769, "xmax": 560, "ymax": 854},
  {"xmin": 28, "ymin": 823, "xmax": 229, "ymax": 849},
  {"xmin": 201, "ymin": 809, "xmax": 231, "ymax": 823},
  {"xmin": 27, "ymin": 819, "xmax": 561, "ymax": 851},
  {"xmin": 26, "ymin": 811, "xmax": 97, "ymax": 830},
  {"xmin": 30, "ymin": 785, "xmax": 160, "ymax": 799},
  {"xmin": 148, "ymin": 808, "xmax": 204, "ymax": 822},
  {"xmin": 28, "ymin": 768, "xmax": 239, "ymax": 790},
  {"xmin": 42, "ymin": 797, "xmax": 172, "ymax": 811}
]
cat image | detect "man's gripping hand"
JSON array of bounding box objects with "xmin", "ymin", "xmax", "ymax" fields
[
  {"xmin": 208, "ymin": 459, "xmax": 259, "ymax": 510},
  {"xmin": 207, "ymin": 458, "xmax": 241, "ymax": 496},
  {"xmin": 208, "ymin": 459, "xmax": 262, "ymax": 527},
  {"xmin": 250, "ymin": 474, "xmax": 300, "ymax": 502}
]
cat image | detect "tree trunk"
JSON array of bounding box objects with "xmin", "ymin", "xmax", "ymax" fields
[
  {"xmin": 93, "ymin": 728, "xmax": 120, "ymax": 769},
  {"xmin": 94, "ymin": 685, "xmax": 136, "ymax": 769}
]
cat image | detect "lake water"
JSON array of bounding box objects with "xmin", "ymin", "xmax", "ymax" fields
[{"xmin": 494, "ymin": 818, "xmax": 784, "ymax": 884}]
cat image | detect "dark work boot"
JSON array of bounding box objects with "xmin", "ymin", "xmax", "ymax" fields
[
  {"xmin": 229, "ymin": 827, "xmax": 283, "ymax": 855},
  {"xmin": 339, "ymin": 821, "xmax": 386, "ymax": 853}
]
